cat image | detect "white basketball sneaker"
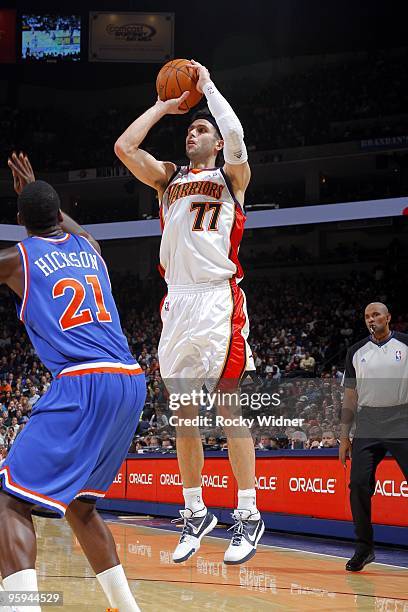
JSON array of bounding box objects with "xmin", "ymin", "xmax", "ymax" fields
[
  {"xmin": 223, "ymin": 509, "xmax": 265, "ymax": 565},
  {"xmin": 172, "ymin": 508, "xmax": 218, "ymax": 563}
]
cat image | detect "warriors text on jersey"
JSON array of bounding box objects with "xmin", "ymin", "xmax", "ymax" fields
[
  {"xmin": 159, "ymin": 166, "xmax": 245, "ymax": 285},
  {"xmin": 15, "ymin": 232, "xmax": 138, "ymax": 377},
  {"xmin": 157, "ymin": 166, "xmax": 255, "ymax": 384}
]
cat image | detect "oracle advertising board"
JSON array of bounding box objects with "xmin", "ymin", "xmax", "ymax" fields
[
  {"xmin": 199, "ymin": 458, "xmax": 235, "ymax": 507},
  {"xmin": 127, "ymin": 459, "xmax": 158, "ymax": 501},
  {"xmin": 125, "ymin": 458, "xmax": 235, "ymax": 506},
  {"xmin": 105, "ymin": 461, "xmax": 126, "ymax": 499},
  {"xmin": 106, "ymin": 456, "xmax": 408, "ymax": 527},
  {"xmin": 253, "ymin": 458, "xmax": 346, "ymax": 519},
  {"xmin": 348, "ymin": 458, "xmax": 408, "ymax": 527}
]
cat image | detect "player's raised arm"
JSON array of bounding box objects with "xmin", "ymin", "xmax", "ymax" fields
[
  {"xmin": 114, "ymin": 93, "xmax": 190, "ymax": 196},
  {"xmin": 191, "ymin": 60, "xmax": 251, "ymax": 202},
  {"xmin": 7, "ymin": 152, "xmax": 101, "ymax": 254}
]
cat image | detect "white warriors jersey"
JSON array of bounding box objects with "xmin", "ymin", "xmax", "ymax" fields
[{"xmin": 159, "ymin": 166, "xmax": 246, "ymax": 285}]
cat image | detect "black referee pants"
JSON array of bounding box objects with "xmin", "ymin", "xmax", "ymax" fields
[{"xmin": 350, "ymin": 437, "xmax": 408, "ymax": 549}]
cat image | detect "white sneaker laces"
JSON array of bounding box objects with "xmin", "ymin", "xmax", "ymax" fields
[
  {"xmin": 228, "ymin": 514, "xmax": 246, "ymax": 546},
  {"xmin": 171, "ymin": 509, "xmax": 196, "ymax": 543}
]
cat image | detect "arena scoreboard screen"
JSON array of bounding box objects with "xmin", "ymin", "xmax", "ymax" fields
[{"xmin": 21, "ymin": 14, "xmax": 81, "ymax": 61}]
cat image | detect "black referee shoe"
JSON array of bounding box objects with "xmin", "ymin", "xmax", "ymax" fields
[{"xmin": 346, "ymin": 548, "xmax": 375, "ymax": 572}]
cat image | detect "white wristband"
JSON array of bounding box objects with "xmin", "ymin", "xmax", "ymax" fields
[{"xmin": 202, "ymin": 81, "xmax": 248, "ymax": 165}]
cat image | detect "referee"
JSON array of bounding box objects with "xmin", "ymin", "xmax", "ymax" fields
[{"xmin": 340, "ymin": 302, "xmax": 408, "ymax": 571}]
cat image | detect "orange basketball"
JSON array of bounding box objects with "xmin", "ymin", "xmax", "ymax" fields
[{"xmin": 156, "ymin": 58, "xmax": 203, "ymax": 111}]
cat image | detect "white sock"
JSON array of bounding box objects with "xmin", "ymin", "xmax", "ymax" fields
[
  {"xmin": 238, "ymin": 488, "xmax": 260, "ymax": 518},
  {"xmin": 2, "ymin": 569, "xmax": 41, "ymax": 612},
  {"xmin": 96, "ymin": 564, "xmax": 140, "ymax": 612},
  {"xmin": 183, "ymin": 486, "xmax": 206, "ymax": 515}
]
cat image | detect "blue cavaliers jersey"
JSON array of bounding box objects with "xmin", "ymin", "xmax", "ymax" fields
[{"xmin": 15, "ymin": 233, "xmax": 137, "ymax": 377}]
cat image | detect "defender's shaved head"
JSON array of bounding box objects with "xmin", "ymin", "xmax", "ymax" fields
[{"xmin": 17, "ymin": 180, "xmax": 60, "ymax": 231}]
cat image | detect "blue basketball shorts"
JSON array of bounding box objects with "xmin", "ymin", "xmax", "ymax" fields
[{"xmin": 0, "ymin": 371, "xmax": 146, "ymax": 516}]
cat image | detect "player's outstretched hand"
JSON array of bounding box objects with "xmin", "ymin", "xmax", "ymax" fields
[
  {"xmin": 339, "ymin": 437, "xmax": 352, "ymax": 467},
  {"xmin": 189, "ymin": 59, "xmax": 211, "ymax": 93},
  {"xmin": 7, "ymin": 152, "xmax": 36, "ymax": 195},
  {"xmin": 155, "ymin": 91, "xmax": 191, "ymax": 115}
]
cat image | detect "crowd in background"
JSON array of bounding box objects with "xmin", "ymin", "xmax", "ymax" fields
[
  {"xmin": 0, "ymin": 48, "xmax": 407, "ymax": 229},
  {"xmin": 242, "ymin": 49, "xmax": 408, "ymax": 150},
  {"xmin": 1, "ymin": 48, "xmax": 407, "ymax": 173},
  {"xmin": 1, "ymin": 263, "xmax": 406, "ymax": 459},
  {"xmin": 1, "ymin": 45, "xmax": 407, "ymax": 458},
  {"xmin": 242, "ymin": 237, "xmax": 407, "ymax": 270}
]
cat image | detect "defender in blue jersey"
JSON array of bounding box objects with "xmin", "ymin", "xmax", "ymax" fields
[{"xmin": 0, "ymin": 153, "xmax": 144, "ymax": 612}]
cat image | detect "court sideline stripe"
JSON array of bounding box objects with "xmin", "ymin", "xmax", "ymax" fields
[{"xmin": 107, "ymin": 518, "xmax": 408, "ymax": 570}]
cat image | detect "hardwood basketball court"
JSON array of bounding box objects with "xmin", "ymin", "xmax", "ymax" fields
[{"xmin": 31, "ymin": 515, "xmax": 408, "ymax": 611}]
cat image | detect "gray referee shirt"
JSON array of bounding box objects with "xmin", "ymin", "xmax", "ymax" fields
[{"xmin": 344, "ymin": 332, "xmax": 408, "ymax": 408}]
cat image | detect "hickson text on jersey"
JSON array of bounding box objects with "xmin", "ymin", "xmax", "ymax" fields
[{"xmin": 34, "ymin": 249, "xmax": 99, "ymax": 277}]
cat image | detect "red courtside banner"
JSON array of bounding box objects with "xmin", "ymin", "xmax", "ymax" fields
[
  {"xmin": 126, "ymin": 458, "xmax": 236, "ymax": 506},
  {"xmin": 107, "ymin": 456, "xmax": 408, "ymax": 527},
  {"xmin": 200, "ymin": 457, "xmax": 235, "ymax": 507},
  {"xmin": 105, "ymin": 461, "xmax": 126, "ymax": 499},
  {"xmin": 154, "ymin": 459, "xmax": 183, "ymax": 504},
  {"xmin": 127, "ymin": 458, "xmax": 158, "ymax": 501},
  {"xmin": 372, "ymin": 459, "xmax": 408, "ymax": 526},
  {"xmin": 0, "ymin": 10, "xmax": 16, "ymax": 63},
  {"xmin": 345, "ymin": 458, "xmax": 408, "ymax": 527},
  {"xmin": 261, "ymin": 457, "xmax": 348, "ymax": 520}
]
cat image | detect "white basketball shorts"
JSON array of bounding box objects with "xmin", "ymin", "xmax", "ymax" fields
[{"xmin": 158, "ymin": 279, "xmax": 255, "ymax": 390}]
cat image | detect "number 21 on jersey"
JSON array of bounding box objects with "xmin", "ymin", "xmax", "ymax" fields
[{"xmin": 52, "ymin": 275, "xmax": 112, "ymax": 331}]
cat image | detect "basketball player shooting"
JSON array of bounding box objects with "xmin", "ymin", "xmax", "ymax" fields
[
  {"xmin": 0, "ymin": 153, "xmax": 145, "ymax": 612},
  {"xmin": 115, "ymin": 59, "xmax": 264, "ymax": 564}
]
